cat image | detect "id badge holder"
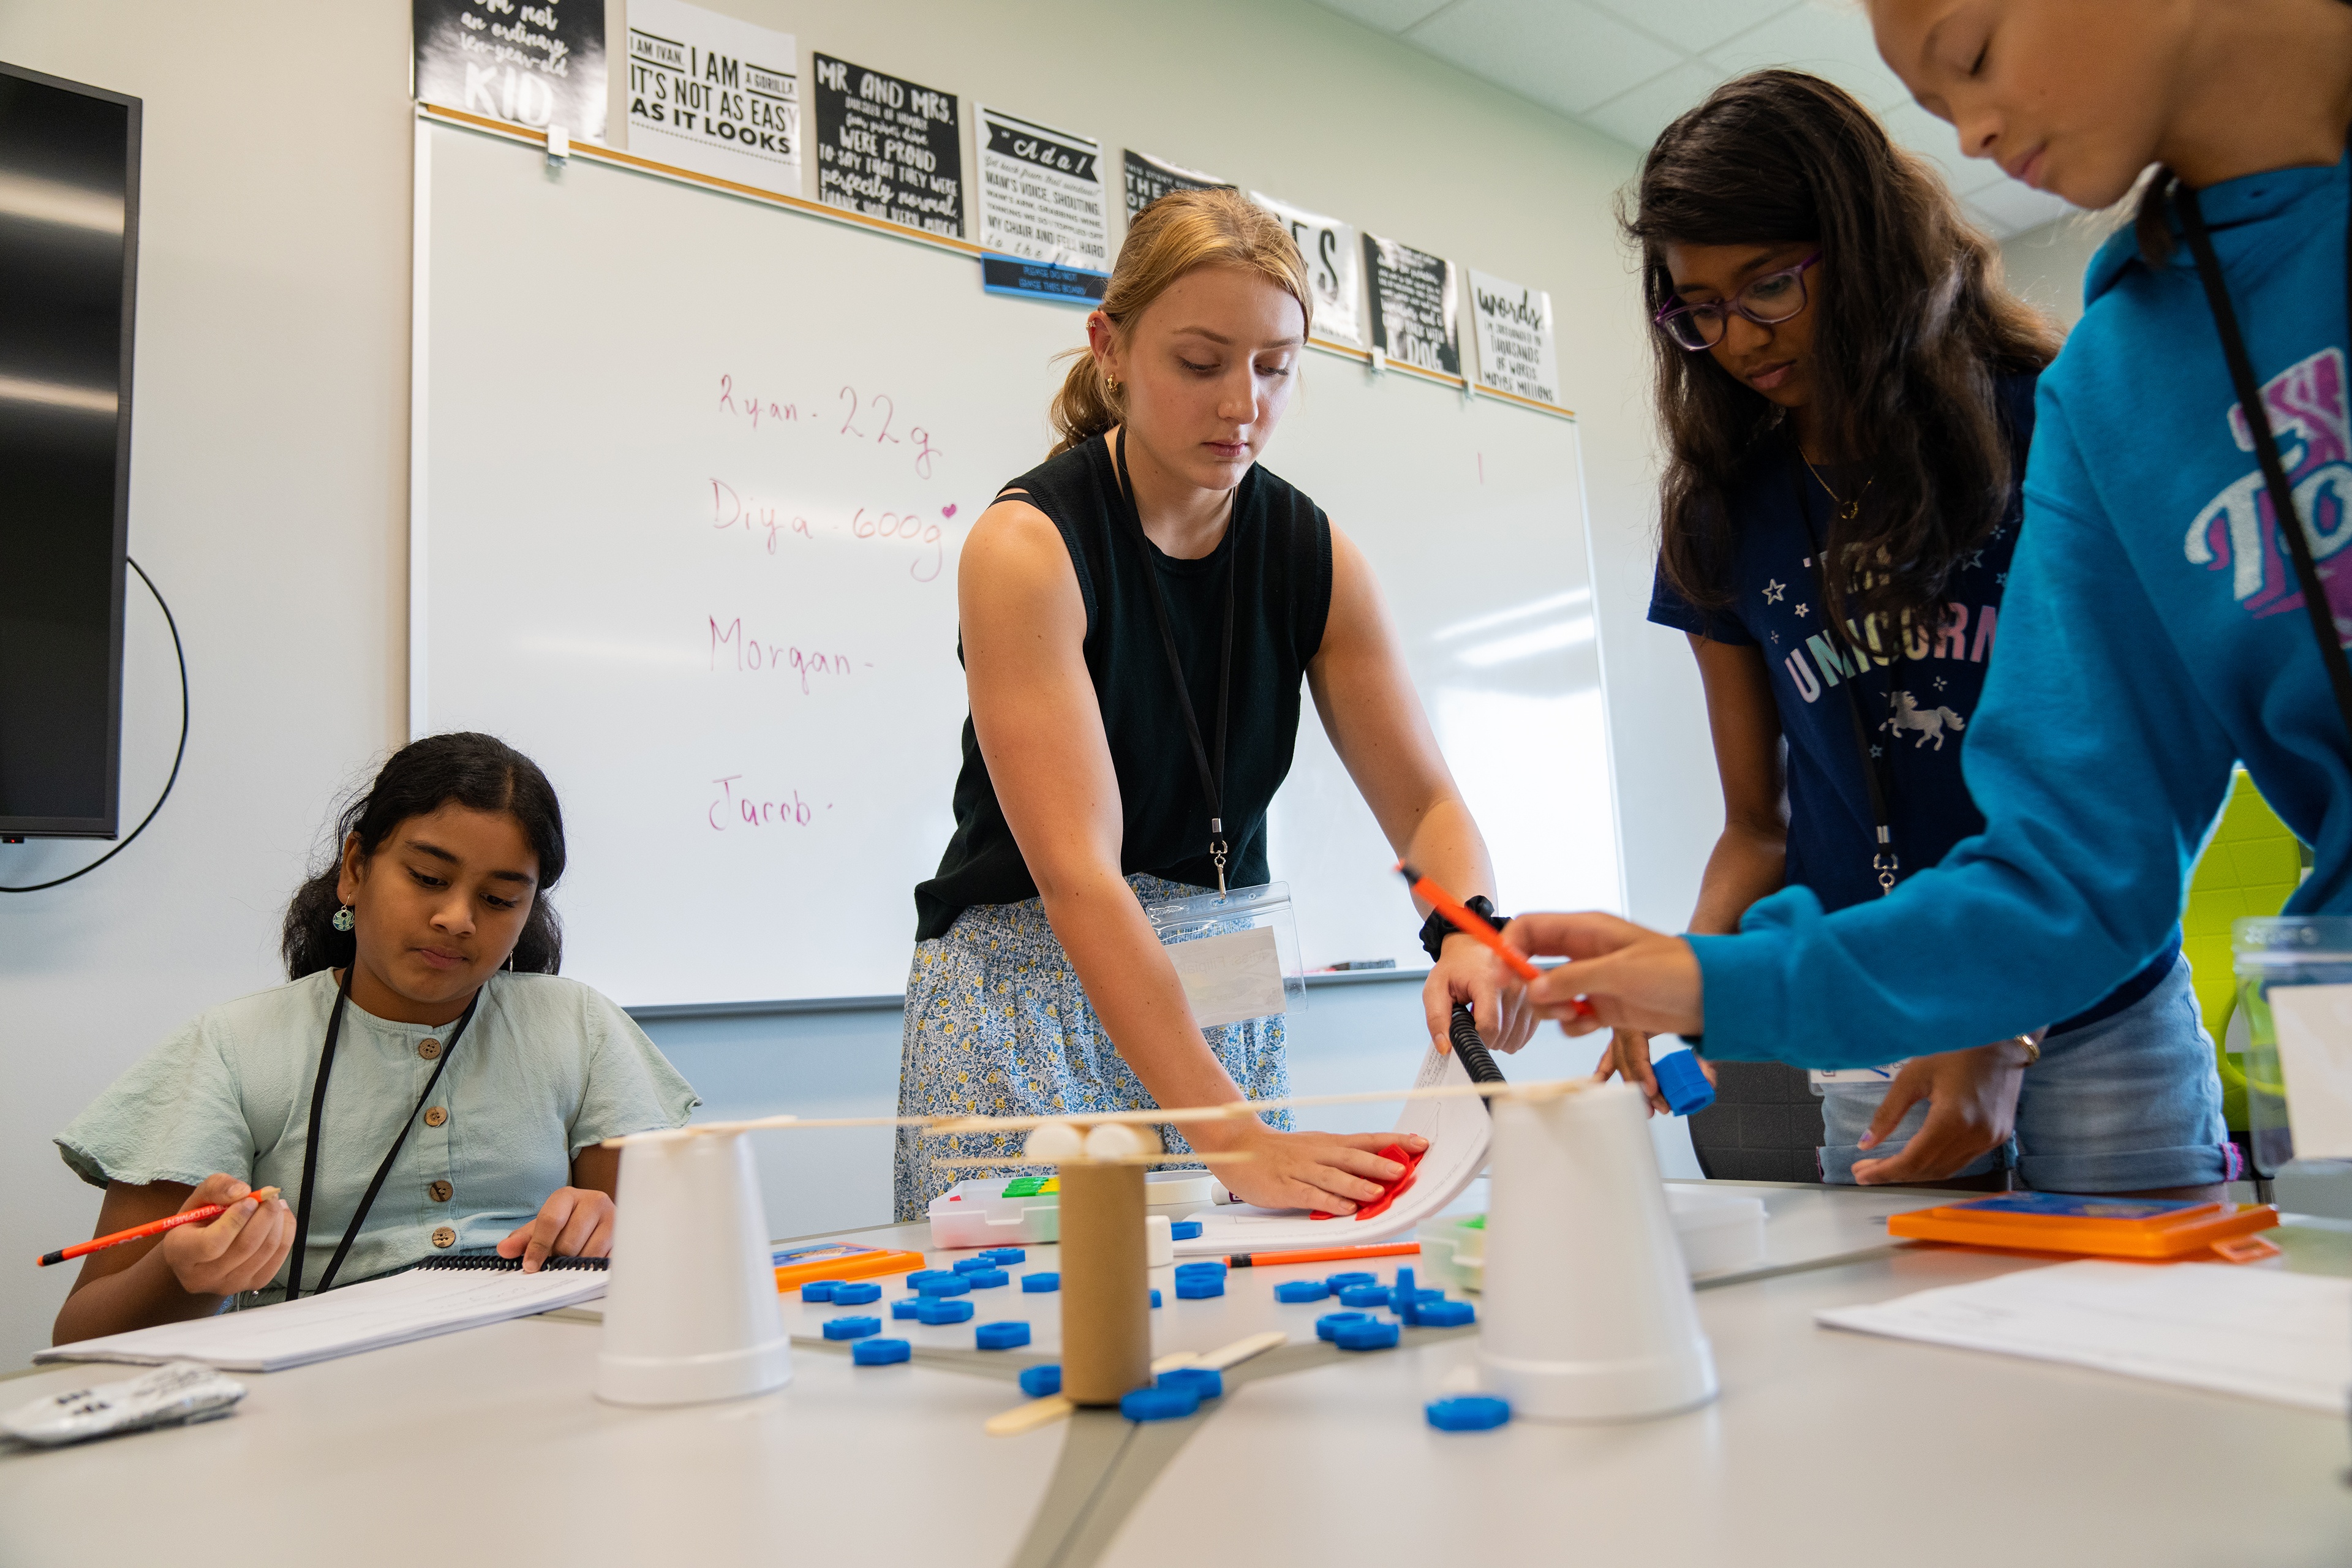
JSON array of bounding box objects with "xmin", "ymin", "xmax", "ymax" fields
[
  {"xmin": 1807, "ymin": 1061, "xmax": 1909, "ymax": 1093},
  {"xmin": 1142, "ymin": 881, "xmax": 1308, "ymax": 1028}
]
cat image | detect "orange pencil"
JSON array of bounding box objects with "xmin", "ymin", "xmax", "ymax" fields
[
  {"xmin": 1225, "ymin": 1242, "xmax": 1420, "ymax": 1267},
  {"xmin": 36, "ymin": 1187, "xmax": 282, "ymax": 1268},
  {"xmin": 1396, "ymin": 863, "xmax": 1597, "ymax": 1017}
]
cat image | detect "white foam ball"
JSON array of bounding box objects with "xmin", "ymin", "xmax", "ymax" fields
[
  {"xmin": 1084, "ymin": 1122, "xmax": 1147, "ymax": 1159},
  {"xmin": 1023, "ymin": 1123, "xmax": 1085, "ymax": 1161}
]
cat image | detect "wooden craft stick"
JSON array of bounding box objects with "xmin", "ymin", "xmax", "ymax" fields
[{"xmin": 984, "ymin": 1348, "xmax": 1209, "ymax": 1438}]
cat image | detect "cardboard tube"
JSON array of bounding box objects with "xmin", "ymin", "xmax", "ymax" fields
[{"xmin": 1057, "ymin": 1161, "xmax": 1151, "ymax": 1405}]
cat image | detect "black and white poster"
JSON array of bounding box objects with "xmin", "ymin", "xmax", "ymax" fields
[
  {"xmin": 812, "ymin": 53, "xmax": 963, "ymax": 238},
  {"xmin": 413, "ymin": 0, "xmax": 606, "ymax": 143},
  {"xmin": 625, "ymin": 0, "xmax": 799, "ymax": 195},
  {"xmin": 1122, "ymin": 149, "xmax": 1232, "ymax": 224},
  {"xmin": 1252, "ymin": 192, "xmax": 1361, "ymax": 347},
  {"xmin": 977, "ymin": 105, "xmax": 1109, "ymax": 281},
  {"xmin": 1364, "ymin": 233, "xmax": 1460, "ymax": 375},
  {"xmin": 1468, "ymin": 268, "xmax": 1559, "ymax": 405}
]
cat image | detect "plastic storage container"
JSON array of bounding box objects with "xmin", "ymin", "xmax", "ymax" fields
[
  {"xmin": 2234, "ymin": 915, "xmax": 2352, "ymax": 1170},
  {"xmin": 928, "ymin": 1169, "xmax": 1219, "ymax": 1249}
]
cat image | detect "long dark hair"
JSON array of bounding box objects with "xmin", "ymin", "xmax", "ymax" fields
[
  {"xmin": 282, "ymin": 732, "xmax": 567, "ymax": 979},
  {"xmin": 1625, "ymin": 70, "xmax": 2062, "ymax": 631}
]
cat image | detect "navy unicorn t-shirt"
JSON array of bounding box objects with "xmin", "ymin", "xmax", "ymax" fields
[{"xmin": 1648, "ymin": 370, "xmax": 2175, "ymax": 1033}]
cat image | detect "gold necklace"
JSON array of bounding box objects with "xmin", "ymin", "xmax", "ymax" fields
[{"xmin": 1803, "ymin": 455, "xmax": 1871, "ymax": 522}]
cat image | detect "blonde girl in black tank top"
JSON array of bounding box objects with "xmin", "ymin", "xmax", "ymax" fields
[{"xmin": 894, "ymin": 190, "xmax": 1532, "ymax": 1219}]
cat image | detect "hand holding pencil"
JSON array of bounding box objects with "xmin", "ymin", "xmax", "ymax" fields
[{"xmin": 43, "ymin": 1174, "xmax": 296, "ymax": 1305}]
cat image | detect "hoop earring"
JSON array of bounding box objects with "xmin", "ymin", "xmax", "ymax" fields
[{"xmin": 331, "ymin": 905, "xmax": 355, "ymax": 933}]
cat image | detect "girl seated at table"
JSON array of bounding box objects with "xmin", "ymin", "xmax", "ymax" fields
[{"xmin": 51, "ymin": 732, "xmax": 698, "ymax": 1344}]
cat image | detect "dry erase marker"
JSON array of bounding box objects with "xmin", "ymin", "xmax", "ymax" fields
[
  {"xmin": 1395, "ymin": 863, "xmax": 1597, "ymax": 1019},
  {"xmin": 36, "ymin": 1187, "xmax": 282, "ymax": 1268}
]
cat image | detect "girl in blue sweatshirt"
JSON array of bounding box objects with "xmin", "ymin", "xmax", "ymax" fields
[
  {"xmin": 1605, "ymin": 70, "xmax": 2227, "ymax": 1195},
  {"xmin": 1513, "ymin": 0, "xmax": 2352, "ymax": 1160}
]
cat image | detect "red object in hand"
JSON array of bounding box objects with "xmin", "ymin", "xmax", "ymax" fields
[{"xmin": 1310, "ymin": 1143, "xmax": 1424, "ymax": 1223}]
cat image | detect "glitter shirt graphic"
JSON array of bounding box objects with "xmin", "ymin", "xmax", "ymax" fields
[{"xmin": 2185, "ymin": 347, "xmax": 2352, "ymax": 634}]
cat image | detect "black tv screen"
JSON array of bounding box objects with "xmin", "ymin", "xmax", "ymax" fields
[{"xmin": 0, "ymin": 62, "xmax": 138, "ymax": 839}]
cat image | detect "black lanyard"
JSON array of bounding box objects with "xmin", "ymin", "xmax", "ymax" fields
[
  {"xmin": 1789, "ymin": 462, "xmax": 1902, "ymax": 895},
  {"xmin": 2175, "ymin": 161, "xmax": 2352, "ymax": 745},
  {"xmin": 1114, "ymin": 426, "xmax": 1240, "ymax": 892},
  {"xmin": 284, "ymin": 969, "xmax": 481, "ymax": 1300}
]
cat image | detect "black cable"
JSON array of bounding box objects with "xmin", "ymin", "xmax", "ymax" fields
[{"xmin": 0, "ymin": 556, "xmax": 189, "ymax": 892}]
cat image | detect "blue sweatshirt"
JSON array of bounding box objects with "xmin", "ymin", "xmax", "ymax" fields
[{"xmin": 1692, "ymin": 153, "xmax": 2352, "ymax": 1066}]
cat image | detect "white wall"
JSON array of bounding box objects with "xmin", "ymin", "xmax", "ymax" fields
[
  {"xmin": 2000, "ymin": 211, "xmax": 2116, "ymax": 331},
  {"xmin": 0, "ymin": 0, "xmax": 1713, "ymax": 1366}
]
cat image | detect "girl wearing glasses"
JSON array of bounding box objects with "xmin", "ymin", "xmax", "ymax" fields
[{"xmin": 1597, "ymin": 70, "xmax": 2228, "ymax": 1197}]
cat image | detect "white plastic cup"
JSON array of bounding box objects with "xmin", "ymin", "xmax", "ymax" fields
[
  {"xmin": 1478, "ymin": 1080, "xmax": 1718, "ymax": 1421},
  {"xmin": 596, "ymin": 1130, "xmax": 791, "ymax": 1406}
]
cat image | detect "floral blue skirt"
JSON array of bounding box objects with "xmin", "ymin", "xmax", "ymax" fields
[{"xmin": 893, "ymin": 874, "xmax": 1291, "ymax": 1221}]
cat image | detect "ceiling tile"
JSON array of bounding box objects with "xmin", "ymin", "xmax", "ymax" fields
[
  {"xmin": 1880, "ymin": 99, "xmax": 2003, "ymax": 197},
  {"xmin": 1579, "ymin": 0, "xmax": 1803, "ymax": 55},
  {"xmin": 1962, "ymin": 179, "xmax": 2075, "ymax": 238},
  {"xmin": 1408, "ymin": 0, "xmax": 1685, "ymax": 117},
  {"xmin": 1702, "ymin": 2, "xmax": 1911, "ymax": 113},
  {"xmin": 1579, "ymin": 61, "xmax": 1732, "ymax": 152},
  {"xmin": 1308, "ymin": 0, "xmax": 1457, "ymax": 33}
]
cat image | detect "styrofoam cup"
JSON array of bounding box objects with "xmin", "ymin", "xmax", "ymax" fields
[
  {"xmin": 596, "ymin": 1130, "xmax": 791, "ymax": 1406},
  {"xmin": 1478, "ymin": 1081, "xmax": 1717, "ymax": 1421}
]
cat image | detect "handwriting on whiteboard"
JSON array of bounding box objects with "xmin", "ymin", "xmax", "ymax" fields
[
  {"xmin": 708, "ymin": 775, "xmax": 833, "ymax": 831},
  {"xmin": 707, "ymin": 478, "xmax": 952, "ymax": 581},
  {"xmin": 708, "ymin": 616, "xmax": 868, "ymax": 694},
  {"xmin": 717, "ymin": 373, "xmax": 942, "ymax": 480}
]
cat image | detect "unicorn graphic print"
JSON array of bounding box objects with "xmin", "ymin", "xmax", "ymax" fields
[{"xmin": 2185, "ymin": 347, "xmax": 2352, "ymax": 639}]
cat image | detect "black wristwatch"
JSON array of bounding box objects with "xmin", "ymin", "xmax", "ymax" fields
[{"xmin": 1420, "ymin": 895, "xmax": 1503, "ymax": 963}]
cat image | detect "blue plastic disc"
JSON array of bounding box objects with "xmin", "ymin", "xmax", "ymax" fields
[
  {"xmin": 1324, "ymin": 1271, "xmax": 1376, "ymax": 1291},
  {"xmin": 1019, "ymin": 1364, "xmax": 1061, "ymax": 1398},
  {"xmin": 828, "ymin": 1281, "xmax": 883, "ymax": 1306},
  {"xmin": 975, "ymin": 1321, "xmax": 1032, "ymax": 1350},
  {"xmin": 916, "ymin": 1275, "xmax": 972, "ymax": 1297},
  {"xmin": 1020, "ymin": 1272, "xmax": 1061, "ymax": 1294},
  {"xmin": 1173, "ymin": 1260, "xmax": 1227, "ymax": 1278},
  {"xmin": 1174, "ymin": 1276, "xmax": 1224, "ymax": 1300},
  {"xmin": 952, "ymin": 1256, "xmax": 998, "ymax": 1275},
  {"xmin": 965, "ymin": 1268, "xmax": 1011, "ymax": 1289},
  {"xmin": 1332, "ymin": 1319, "xmax": 1401, "ymax": 1352},
  {"xmin": 822, "ymin": 1316, "xmax": 881, "ymax": 1340},
  {"xmin": 1338, "ymin": 1284, "xmax": 1390, "ymax": 1309},
  {"xmin": 799, "ymin": 1280, "xmax": 842, "ymax": 1302},
  {"xmin": 903, "ymin": 1270, "xmax": 956, "ymax": 1291},
  {"xmin": 1169, "ymin": 1221, "xmax": 1202, "ymax": 1240},
  {"xmin": 1273, "ymin": 1280, "xmax": 1330, "ymax": 1303},
  {"xmin": 1314, "ymin": 1311, "xmax": 1370, "ymax": 1342},
  {"xmin": 851, "ymin": 1337, "xmax": 911, "ymax": 1366},
  {"xmin": 1426, "ymin": 1395, "xmax": 1511, "ymax": 1431},
  {"xmin": 889, "ymin": 1297, "xmax": 923, "ymax": 1320},
  {"xmin": 1120, "ymin": 1385, "xmax": 1201, "ymax": 1422},
  {"xmin": 916, "ymin": 1297, "xmax": 976, "ymax": 1325},
  {"xmin": 1156, "ymin": 1367, "xmax": 1223, "ymax": 1401},
  {"xmin": 1416, "ymin": 1300, "xmax": 1476, "ymax": 1328},
  {"xmin": 980, "ymin": 1247, "xmax": 1027, "ymax": 1265}
]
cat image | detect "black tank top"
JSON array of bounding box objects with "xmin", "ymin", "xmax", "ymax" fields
[{"xmin": 913, "ymin": 433, "xmax": 1334, "ymax": 940}]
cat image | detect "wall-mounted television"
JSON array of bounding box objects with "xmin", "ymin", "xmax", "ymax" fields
[{"xmin": 0, "ymin": 61, "xmax": 140, "ymax": 839}]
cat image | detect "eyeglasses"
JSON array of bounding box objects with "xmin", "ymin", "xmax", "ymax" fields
[{"xmin": 1653, "ymin": 253, "xmax": 1821, "ymax": 351}]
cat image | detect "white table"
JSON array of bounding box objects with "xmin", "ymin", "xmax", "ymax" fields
[{"xmin": 5, "ymin": 1183, "xmax": 2346, "ymax": 1567}]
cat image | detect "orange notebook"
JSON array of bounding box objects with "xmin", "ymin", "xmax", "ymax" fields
[{"xmin": 1887, "ymin": 1193, "xmax": 2281, "ymax": 1263}]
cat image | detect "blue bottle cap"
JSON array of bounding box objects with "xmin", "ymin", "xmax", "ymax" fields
[
  {"xmin": 890, "ymin": 1297, "xmax": 923, "ymax": 1320},
  {"xmin": 822, "ymin": 1316, "xmax": 881, "ymax": 1340},
  {"xmin": 799, "ymin": 1280, "xmax": 842, "ymax": 1302},
  {"xmin": 1416, "ymin": 1300, "xmax": 1476, "ymax": 1328},
  {"xmin": 976, "ymin": 1321, "xmax": 1032, "ymax": 1350},
  {"xmin": 1273, "ymin": 1280, "xmax": 1330, "ymax": 1303},
  {"xmin": 1156, "ymin": 1366, "xmax": 1223, "ymax": 1401},
  {"xmin": 966, "ymin": 1268, "xmax": 1011, "ymax": 1289},
  {"xmin": 851, "ymin": 1336, "xmax": 911, "ymax": 1366},
  {"xmin": 1331, "ymin": 1319, "xmax": 1401, "ymax": 1351},
  {"xmin": 903, "ymin": 1270, "xmax": 955, "ymax": 1290},
  {"xmin": 980, "ymin": 1248, "xmax": 1027, "ymax": 1264},
  {"xmin": 1338, "ymin": 1284, "xmax": 1390, "ymax": 1309},
  {"xmin": 916, "ymin": 1275, "xmax": 972, "ymax": 1297},
  {"xmin": 1019, "ymin": 1364, "xmax": 1062, "ymax": 1398},
  {"xmin": 1169, "ymin": 1221, "xmax": 1202, "ymax": 1240},
  {"xmin": 1120, "ymin": 1385, "xmax": 1200, "ymax": 1422},
  {"xmin": 1426, "ymin": 1395, "xmax": 1510, "ymax": 1431},
  {"xmin": 1325, "ymin": 1272, "xmax": 1376, "ymax": 1291},
  {"xmin": 1021, "ymin": 1272, "xmax": 1061, "ymax": 1294},
  {"xmin": 916, "ymin": 1297, "xmax": 976, "ymax": 1325},
  {"xmin": 1148, "ymin": 1289, "xmax": 1162, "ymax": 1308},
  {"xmin": 952, "ymin": 1256, "xmax": 998, "ymax": 1275},
  {"xmin": 1314, "ymin": 1311, "xmax": 1369, "ymax": 1341},
  {"xmin": 1654, "ymin": 1049, "xmax": 1717, "ymax": 1117},
  {"xmin": 828, "ymin": 1281, "xmax": 883, "ymax": 1305},
  {"xmin": 1394, "ymin": 1268, "xmax": 1415, "ymax": 1294},
  {"xmin": 1174, "ymin": 1275, "xmax": 1224, "ymax": 1299}
]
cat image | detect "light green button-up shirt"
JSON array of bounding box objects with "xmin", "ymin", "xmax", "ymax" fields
[{"xmin": 57, "ymin": 970, "xmax": 699, "ymax": 1299}]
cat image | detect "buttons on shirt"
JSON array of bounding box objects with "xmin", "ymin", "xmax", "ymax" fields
[
  {"xmin": 424, "ymin": 1106, "xmax": 448, "ymax": 1128},
  {"xmin": 431, "ymin": 1226, "xmax": 456, "ymax": 1248},
  {"xmin": 429, "ymin": 1180, "xmax": 452, "ymax": 1202},
  {"xmin": 418, "ymin": 1038, "xmax": 442, "ymax": 1060}
]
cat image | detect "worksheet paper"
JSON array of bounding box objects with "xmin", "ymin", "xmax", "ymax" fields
[
  {"xmin": 1172, "ymin": 1043, "xmax": 1488, "ymax": 1257},
  {"xmin": 34, "ymin": 1267, "xmax": 608, "ymax": 1373},
  {"xmin": 1817, "ymin": 1260, "xmax": 2352, "ymax": 1414}
]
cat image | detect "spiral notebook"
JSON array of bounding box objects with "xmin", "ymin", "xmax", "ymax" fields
[{"xmin": 34, "ymin": 1256, "xmax": 610, "ymax": 1372}]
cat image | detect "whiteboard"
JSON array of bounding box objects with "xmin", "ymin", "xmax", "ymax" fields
[{"xmin": 415, "ymin": 119, "xmax": 1618, "ymax": 1007}]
